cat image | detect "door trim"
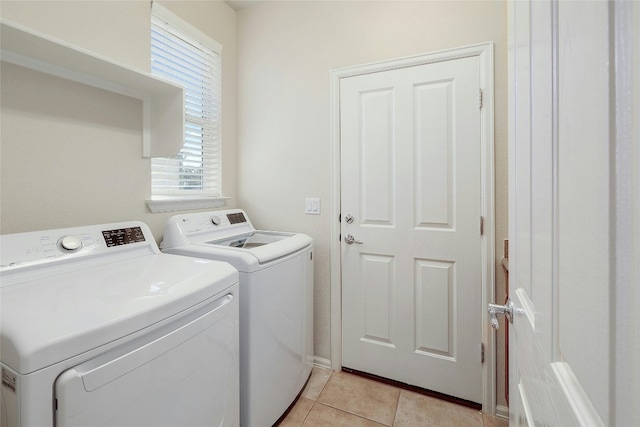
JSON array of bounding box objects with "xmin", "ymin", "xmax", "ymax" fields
[{"xmin": 329, "ymin": 42, "xmax": 496, "ymax": 414}]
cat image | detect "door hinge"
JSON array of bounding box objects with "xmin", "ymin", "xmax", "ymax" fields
[
  {"xmin": 480, "ymin": 216, "xmax": 485, "ymax": 236},
  {"xmin": 481, "ymin": 343, "xmax": 485, "ymax": 363},
  {"xmin": 479, "ymin": 89, "xmax": 483, "ymax": 109}
]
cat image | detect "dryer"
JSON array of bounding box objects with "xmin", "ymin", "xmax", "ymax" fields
[
  {"xmin": 162, "ymin": 209, "xmax": 313, "ymax": 427},
  {"xmin": 0, "ymin": 221, "xmax": 239, "ymax": 427}
]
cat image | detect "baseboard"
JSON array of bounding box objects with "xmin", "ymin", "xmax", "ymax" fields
[
  {"xmin": 313, "ymin": 356, "xmax": 332, "ymax": 370},
  {"xmin": 495, "ymin": 405, "xmax": 509, "ymax": 419}
]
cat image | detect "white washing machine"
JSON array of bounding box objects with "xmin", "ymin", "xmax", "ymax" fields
[
  {"xmin": 0, "ymin": 221, "xmax": 240, "ymax": 427},
  {"xmin": 162, "ymin": 209, "xmax": 313, "ymax": 427}
]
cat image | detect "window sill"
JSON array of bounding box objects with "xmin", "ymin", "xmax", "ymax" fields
[{"xmin": 146, "ymin": 196, "xmax": 230, "ymax": 213}]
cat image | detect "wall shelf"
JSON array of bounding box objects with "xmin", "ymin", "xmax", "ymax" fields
[{"xmin": 0, "ymin": 19, "xmax": 184, "ymax": 158}]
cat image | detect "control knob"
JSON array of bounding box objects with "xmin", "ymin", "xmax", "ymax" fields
[
  {"xmin": 59, "ymin": 235, "xmax": 83, "ymax": 251},
  {"xmin": 210, "ymin": 215, "xmax": 222, "ymax": 226}
]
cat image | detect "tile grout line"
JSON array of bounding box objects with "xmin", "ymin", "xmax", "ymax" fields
[
  {"xmin": 318, "ymin": 371, "xmax": 401, "ymax": 426},
  {"xmin": 301, "ymin": 369, "xmax": 334, "ymax": 427},
  {"xmin": 316, "ymin": 370, "xmax": 332, "ymax": 400},
  {"xmin": 390, "ymin": 389, "xmax": 401, "ymax": 427},
  {"xmin": 299, "ymin": 401, "xmax": 314, "ymax": 427}
]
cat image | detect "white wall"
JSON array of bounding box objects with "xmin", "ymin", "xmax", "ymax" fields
[
  {"xmin": 0, "ymin": 0, "xmax": 238, "ymax": 241},
  {"xmin": 236, "ymin": 0, "xmax": 508, "ymax": 408}
]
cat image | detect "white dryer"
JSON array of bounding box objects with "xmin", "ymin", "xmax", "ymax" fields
[
  {"xmin": 162, "ymin": 209, "xmax": 313, "ymax": 427},
  {"xmin": 0, "ymin": 221, "xmax": 239, "ymax": 427}
]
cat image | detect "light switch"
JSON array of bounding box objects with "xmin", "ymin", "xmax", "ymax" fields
[{"xmin": 305, "ymin": 198, "xmax": 320, "ymax": 215}]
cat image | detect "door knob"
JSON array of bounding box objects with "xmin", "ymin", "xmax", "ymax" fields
[
  {"xmin": 344, "ymin": 234, "xmax": 363, "ymax": 245},
  {"xmin": 488, "ymin": 299, "xmax": 514, "ymax": 329}
]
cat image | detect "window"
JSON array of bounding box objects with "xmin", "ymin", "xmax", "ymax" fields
[{"xmin": 150, "ymin": 6, "xmax": 222, "ymax": 198}]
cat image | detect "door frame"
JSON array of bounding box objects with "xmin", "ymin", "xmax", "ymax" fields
[{"xmin": 329, "ymin": 42, "xmax": 496, "ymax": 414}]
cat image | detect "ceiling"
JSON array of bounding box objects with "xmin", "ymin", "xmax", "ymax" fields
[{"xmin": 224, "ymin": 0, "xmax": 268, "ymax": 11}]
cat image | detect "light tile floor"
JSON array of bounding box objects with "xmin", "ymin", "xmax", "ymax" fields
[{"xmin": 276, "ymin": 367, "xmax": 509, "ymax": 427}]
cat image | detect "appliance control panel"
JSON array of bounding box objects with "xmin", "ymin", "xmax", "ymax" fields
[
  {"xmin": 0, "ymin": 222, "xmax": 157, "ymax": 272},
  {"xmin": 162, "ymin": 209, "xmax": 255, "ymax": 248},
  {"xmin": 170, "ymin": 210, "xmax": 252, "ymax": 236},
  {"xmin": 102, "ymin": 226, "xmax": 146, "ymax": 247},
  {"xmin": 226, "ymin": 212, "xmax": 247, "ymax": 224}
]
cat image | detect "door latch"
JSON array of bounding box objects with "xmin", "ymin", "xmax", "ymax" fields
[
  {"xmin": 344, "ymin": 234, "xmax": 363, "ymax": 245},
  {"xmin": 488, "ymin": 299, "xmax": 514, "ymax": 329}
]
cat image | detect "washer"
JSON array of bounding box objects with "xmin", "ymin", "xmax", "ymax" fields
[
  {"xmin": 0, "ymin": 221, "xmax": 239, "ymax": 427},
  {"xmin": 162, "ymin": 209, "xmax": 313, "ymax": 427}
]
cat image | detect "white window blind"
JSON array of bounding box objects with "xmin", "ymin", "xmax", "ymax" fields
[{"xmin": 150, "ymin": 10, "xmax": 222, "ymax": 196}]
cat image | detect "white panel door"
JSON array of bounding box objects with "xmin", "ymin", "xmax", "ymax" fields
[
  {"xmin": 340, "ymin": 56, "xmax": 483, "ymax": 403},
  {"xmin": 508, "ymin": 0, "xmax": 618, "ymax": 425}
]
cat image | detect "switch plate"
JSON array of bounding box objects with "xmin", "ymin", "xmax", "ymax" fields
[{"xmin": 305, "ymin": 198, "xmax": 320, "ymax": 215}]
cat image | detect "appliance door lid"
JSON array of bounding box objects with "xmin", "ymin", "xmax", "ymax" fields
[
  {"xmin": 55, "ymin": 288, "xmax": 239, "ymax": 427},
  {"xmin": 0, "ymin": 254, "xmax": 238, "ymax": 374},
  {"xmin": 207, "ymin": 232, "xmax": 312, "ymax": 264},
  {"xmin": 208, "ymin": 231, "xmax": 292, "ymax": 248}
]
